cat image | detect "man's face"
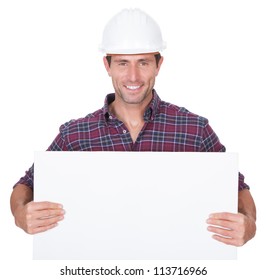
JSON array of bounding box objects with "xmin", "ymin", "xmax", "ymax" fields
[{"xmin": 104, "ymin": 53, "xmax": 163, "ymax": 105}]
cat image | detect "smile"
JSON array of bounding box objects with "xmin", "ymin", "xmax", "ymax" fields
[{"xmin": 125, "ymin": 85, "xmax": 141, "ymax": 90}]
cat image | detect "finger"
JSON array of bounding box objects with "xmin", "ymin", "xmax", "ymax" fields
[
  {"xmin": 27, "ymin": 215, "xmax": 64, "ymax": 233},
  {"xmin": 34, "ymin": 215, "xmax": 64, "ymax": 228},
  {"xmin": 26, "ymin": 209, "xmax": 65, "ymax": 223},
  {"xmin": 28, "ymin": 222, "xmax": 59, "ymax": 235},
  {"xmin": 206, "ymin": 218, "xmax": 239, "ymax": 231},
  {"xmin": 208, "ymin": 212, "xmax": 240, "ymax": 222},
  {"xmin": 211, "ymin": 234, "xmax": 238, "ymax": 246},
  {"xmin": 212, "ymin": 233, "xmax": 246, "ymax": 246},
  {"xmin": 207, "ymin": 225, "xmax": 235, "ymax": 238},
  {"xmin": 35, "ymin": 208, "xmax": 65, "ymax": 220},
  {"xmin": 27, "ymin": 201, "xmax": 64, "ymax": 212}
]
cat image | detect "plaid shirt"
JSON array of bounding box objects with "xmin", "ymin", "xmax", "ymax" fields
[{"xmin": 16, "ymin": 90, "xmax": 249, "ymax": 190}]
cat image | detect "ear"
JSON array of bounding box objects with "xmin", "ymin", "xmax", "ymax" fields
[
  {"xmin": 155, "ymin": 56, "xmax": 164, "ymax": 76},
  {"xmin": 103, "ymin": 56, "xmax": 111, "ymax": 76}
]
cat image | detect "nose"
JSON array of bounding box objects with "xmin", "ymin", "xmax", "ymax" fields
[{"xmin": 127, "ymin": 64, "xmax": 140, "ymax": 82}]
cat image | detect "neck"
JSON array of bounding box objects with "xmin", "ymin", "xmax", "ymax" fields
[
  {"xmin": 109, "ymin": 94, "xmax": 152, "ymax": 128},
  {"xmin": 110, "ymin": 103, "xmax": 144, "ymax": 129}
]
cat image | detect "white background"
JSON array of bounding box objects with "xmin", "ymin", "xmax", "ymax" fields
[{"xmin": 0, "ymin": 0, "xmax": 265, "ymax": 279}]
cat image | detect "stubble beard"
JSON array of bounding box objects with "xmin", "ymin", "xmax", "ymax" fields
[{"xmin": 115, "ymin": 82, "xmax": 154, "ymax": 105}]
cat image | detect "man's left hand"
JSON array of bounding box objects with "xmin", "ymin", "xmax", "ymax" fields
[{"xmin": 206, "ymin": 212, "xmax": 256, "ymax": 246}]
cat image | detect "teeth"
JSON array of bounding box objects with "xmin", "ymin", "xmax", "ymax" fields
[{"xmin": 126, "ymin": 85, "xmax": 140, "ymax": 90}]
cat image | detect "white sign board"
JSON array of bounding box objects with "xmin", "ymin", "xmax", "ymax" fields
[{"xmin": 33, "ymin": 152, "xmax": 238, "ymax": 260}]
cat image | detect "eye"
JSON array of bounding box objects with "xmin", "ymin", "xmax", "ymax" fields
[
  {"xmin": 118, "ymin": 61, "xmax": 128, "ymax": 66},
  {"xmin": 139, "ymin": 61, "xmax": 148, "ymax": 66}
]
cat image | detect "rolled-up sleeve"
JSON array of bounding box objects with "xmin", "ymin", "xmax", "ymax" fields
[
  {"xmin": 238, "ymin": 172, "xmax": 250, "ymax": 190},
  {"xmin": 14, "ymin": 164, "xmax": 34, "ymax": 189},
  {"xmin": 13, "ymin": 123, "xmax": 68, "ymax": 189}
]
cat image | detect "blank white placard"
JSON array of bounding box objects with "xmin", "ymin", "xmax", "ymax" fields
[{"xmin": 33, "ymin": 152, "xmax": 238, "ymax": 260}]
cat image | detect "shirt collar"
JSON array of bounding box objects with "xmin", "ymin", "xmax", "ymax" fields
[
  {"xmin": 145, "ymin": 89, "xmax": 161, "ymax": 121},
  {"xmin": 103, "ymin": 89, "xmax": 161, "ymax": 122}
]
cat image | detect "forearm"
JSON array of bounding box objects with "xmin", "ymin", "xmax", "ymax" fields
[
  {"xmin": 10, "ymin": 184, "xmax": 33, "ymax": 216},
  {"xmin": 238, "ymin": 189, "xmax": 256, "ymax": 221}
]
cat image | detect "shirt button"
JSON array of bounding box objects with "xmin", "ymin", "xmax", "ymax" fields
[{"xmin": 123, "ymin": 130, "xmax": 127, "ymax": 134}]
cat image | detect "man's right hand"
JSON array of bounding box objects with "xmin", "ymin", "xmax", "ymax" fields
[
  {"xmin": 13, "ymin": 201, "xmax": 65, "ymax": 234},
  {"xmin": 10, "ymin": 184, "xmax": 65, "ymax": 234}
]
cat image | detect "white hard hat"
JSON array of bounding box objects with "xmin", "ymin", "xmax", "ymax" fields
[{"xmin": 99, "ymin": 8, "xmax": 166, "ymax": 54}]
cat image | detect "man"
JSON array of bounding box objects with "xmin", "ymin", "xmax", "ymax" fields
[{"xmin": 10, "ymin": 8, "xmax": 256, "ymax": 246}]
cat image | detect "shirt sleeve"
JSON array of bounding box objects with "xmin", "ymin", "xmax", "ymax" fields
[
  {"xmin": 13, "ymin": 164, "xmax": 34, "ymax": 189},
  {"xmin": 13, "ymin": 124, "xmax": 68, "ymax": 189},
  {"xmin": 200, "ymin": 120, "xmax": 226, "ymax": 152},
  {"xmin": 238, "ymin": 172, "xmax": 250, "ymax": 190},
  {"xmin": 200, "ymin": 120, "xmax": 250, "ymax": 191}
]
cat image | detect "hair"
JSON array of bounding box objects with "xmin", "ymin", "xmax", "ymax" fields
[{"xmin": 106, "ymin": 53, "xmax": 162, "ymax": 67}]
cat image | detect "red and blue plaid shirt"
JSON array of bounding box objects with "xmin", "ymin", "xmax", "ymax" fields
[{"xmin": 16, "ymin": 90, "xmax": 249, "ymax": 190}]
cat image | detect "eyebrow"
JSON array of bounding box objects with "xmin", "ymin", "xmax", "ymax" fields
[
  {"xmin": 113, "ymin": 58, "xmax": 153, "ymax": 63},
  {"xmin": 113, "ymin": 59, "xmax": 129, "ymax": 63}
]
